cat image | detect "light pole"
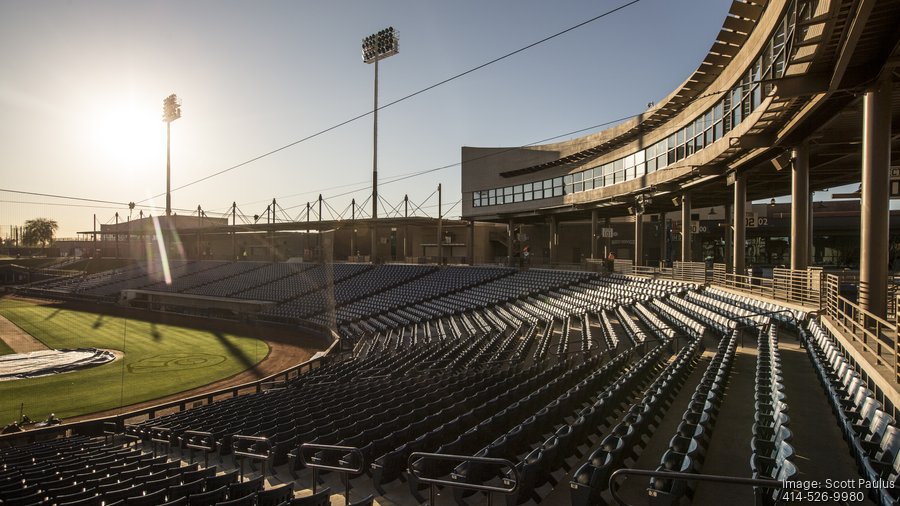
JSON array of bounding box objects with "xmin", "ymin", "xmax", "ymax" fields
[
  {"xmin": 362, "ymin": 27, "xmax": 398, "ymax": 263},
  {"xmin": 162, "ymin": 94, "xmax": 182, "ymax": 217}
]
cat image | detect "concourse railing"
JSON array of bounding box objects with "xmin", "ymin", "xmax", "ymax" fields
[
  {"xmin": 712, "ymin": 266, "xmax": 824, "ymax": 310},
  {"xmin": 824, "ymin": 272, "xmax": 899, "ymax": 383}
]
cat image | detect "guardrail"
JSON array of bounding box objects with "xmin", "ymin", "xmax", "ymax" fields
[
  {"xmin": 824, "ymin": 273, "xmax": 899, "ymax": 383},
  {"xmin": 182, "ymin": 430, "xmax": 217, "ymax": 467},
  {"xmin": 407, "ymin": 452, "xmax": 519, "ymax": 506},
  {"xmin": 232, "ymin": 435, "xmax": 273, "ymax": 479},
  {"xmin": 711, "ymin": 268, "xmax": 824, "ymax": 310},
  {"xmin": 299, "ymin": 443, "xmax": 365, "ymax": 503},
  {"xmin": 608, "ymin": 468, "xmax": 783, "ymax": 506}
]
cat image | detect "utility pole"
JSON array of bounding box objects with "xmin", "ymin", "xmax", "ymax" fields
[
  {"xmin": 115, "ymin": 212, "xmax": 119, "ymax": 259},
  {"xmin": 437, "ymin": 184, "xmax": 443, "ymax": 265}
]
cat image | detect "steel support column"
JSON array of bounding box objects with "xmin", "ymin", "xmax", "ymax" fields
[
  {"xmin": 468, "ymin": 220, "xmax": 475, "ymax": 265},
  {"xmin": 549, "ymin": 216, "xmax": 558, "ymax": 266},
  {"xmin": 507, "ymin": 220, "xmax": 514, "ymax": 267},
  {"xmin": 860, "ymin": 73, "xmax": 892, "ymax": 319},
  {"xmin": 733, "ymin": 174, "xmax": 746, "ymax": 275},
  {"xmin": 590, "ymin": 210, "xmax": 598, "ymax": 260},
  {"xmin": 658, "ymin": 213, "xmax": 666, "ymax": 266},
  {"xmin": 604, "ymin": 217, "xmax": 612, "ymax": 258},
  {"xmin": 681, "ymin": 192, "xmax": 691, "ymax": 262},
  {"xmin": 634, "ymin": 213, "xmax": 643, "ymax": 267},
  {"xmin": 725, "ymin": 203, "xmax": 732, "ymax": 273},
  {"xmin": 791, "ymin": 141, "xmax": 810, "ymax": 270}
]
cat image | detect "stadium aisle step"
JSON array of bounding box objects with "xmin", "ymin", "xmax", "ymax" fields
[
  {"xmin": 773, "ymin": 327, "xmax": 876, "ymax": 505},
  {"xmin": 613, "ymin": 340, "xmax": 716, "ymax": 504},
  {"xmin": 691, "ymin": 329, "xmax": 757, "ymax": 505}
]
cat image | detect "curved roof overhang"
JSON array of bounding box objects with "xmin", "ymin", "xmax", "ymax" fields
[{"xmin": 463, "ymin": 0, "xmax": 900, "ymax": 223}]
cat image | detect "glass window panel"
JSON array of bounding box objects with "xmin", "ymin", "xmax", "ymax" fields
[
  {"xmin": 504, "ymin": 187, "xmax": 512, "ymax": 197},
  {"xmin": 658, "ymin": 154, "xmax": 667, "ymax": 169},
  {"xmin": 625, "ymin": 154, "xmax": 634, "ymax": 168},
  {"xmin": 584, "ymin": 168, "xmax": 594, "ymax": 180},
  {"xmin": 705, "ymin": 129, "xmax": 713, "ymax": 145},
  {"xmin": 573, "ymin": 172, "xmax": 582, "ymax": 183},
  {"xmin": 563, "ymin": 174, "xmax": 573, "ymax": 185},
  {"xmin": 634, "ymin": 150, "xmax": 645, "ymax": 164}
]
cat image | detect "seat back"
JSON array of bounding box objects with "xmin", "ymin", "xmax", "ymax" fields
[{"xmin": 290, "ymin": 486, "xmax": 331, "ymax": 506}]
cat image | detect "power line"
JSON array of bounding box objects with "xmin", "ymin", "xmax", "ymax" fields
[
  {"xmin": 0, "ymin": 188, "xmax": 194, "ymax": 214},
  {"xmin": 135, "ymin": 0, "xmax": 641, "ymax": 204},
  {"xmin": 316, "ymin": 112, "xmax": 641, "ymax": 203}
]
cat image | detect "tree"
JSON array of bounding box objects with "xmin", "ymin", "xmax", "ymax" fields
[{"xmin": 23, "ymin": 218, "xmax": 58, "ymax": 248}]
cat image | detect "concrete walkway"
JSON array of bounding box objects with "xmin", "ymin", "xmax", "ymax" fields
[{"xmin": 0, "ymin": 313, "xmax": 49, "ymax": 353}]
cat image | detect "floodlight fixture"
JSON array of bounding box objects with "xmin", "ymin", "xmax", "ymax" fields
[
  {"xmin": 362, "ymin": 27, "xmax": 399, "ymax": 64},
  {"xmin": 361, "ymin": 27, "xmax": 399, "ymax": 262},
  {"xmin": 162, "ymin": 94, "xmax": 182, "ymax": 216}
]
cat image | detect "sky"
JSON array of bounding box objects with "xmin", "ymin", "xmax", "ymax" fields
[{"xmin": 0, "ymin": 0, "xmax": 739, "ymax": 238}]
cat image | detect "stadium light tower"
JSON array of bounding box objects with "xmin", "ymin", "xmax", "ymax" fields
[
  {"xmin": 162, "ymin": 94, "xmax": 182, "ymax": 217},
  {"xmin": 362, "ymin": 27, "xmax": 398, "ymax": 262}
]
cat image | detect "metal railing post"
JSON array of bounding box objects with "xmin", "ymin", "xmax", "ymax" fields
[{"xmin": 299, "ymin": 443, "xmax": 365, "ymax": 503}]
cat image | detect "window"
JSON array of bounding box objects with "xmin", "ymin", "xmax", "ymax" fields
[
  {"xmin": 553, "ymin": 177, "xmax": 564, "ymax": 197},
  {"xmin": 634, "ymin": 150, "xmax": 645, "ymax": 165},
  {"xmin": 468, "ymin": 10, "xmax": 796, "ymax": 209}
]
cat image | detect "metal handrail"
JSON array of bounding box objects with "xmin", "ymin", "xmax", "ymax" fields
[
  {"xmin": 149, "ymin": 426, "xmax": 171, "ymax": 458},
  {"xmin": 232, "ymin": 435, "xmax": 273, "ymax": 480},
  {"xmin": 182, "ymin": 430, "xmax": 216, "ymax": 467},
  {"xmin": 608, "ymin": 468, "xmax": 783, "ymax": 506},
  {"xmin": 299, "ymin": 443, "xmax": 365, "ymax": 501},
  {"xmin": 408, "ymin": 452, "xmax": 519, "ymax": 506},
  {"xmin": 824, "ymin": 272, "xmax": 898, "ymax": 380}
]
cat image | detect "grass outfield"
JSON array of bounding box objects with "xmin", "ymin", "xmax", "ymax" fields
[
  {"xmin": 0, "ymin": 298, "xmax": 268, "ymax": 422},
  {"xmin": 0, "ymin": 338, "xmax": 13, "ymax": 356}
]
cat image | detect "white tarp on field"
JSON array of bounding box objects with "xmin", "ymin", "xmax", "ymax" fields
[{"xmin": 0, "ymin": 348, "xmax": 116, "ymax": 381}]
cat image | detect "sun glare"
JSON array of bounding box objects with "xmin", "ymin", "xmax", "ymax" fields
[{"xmin": 90, "ymin": 101, "xmax": 162, "ymax": 165}]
